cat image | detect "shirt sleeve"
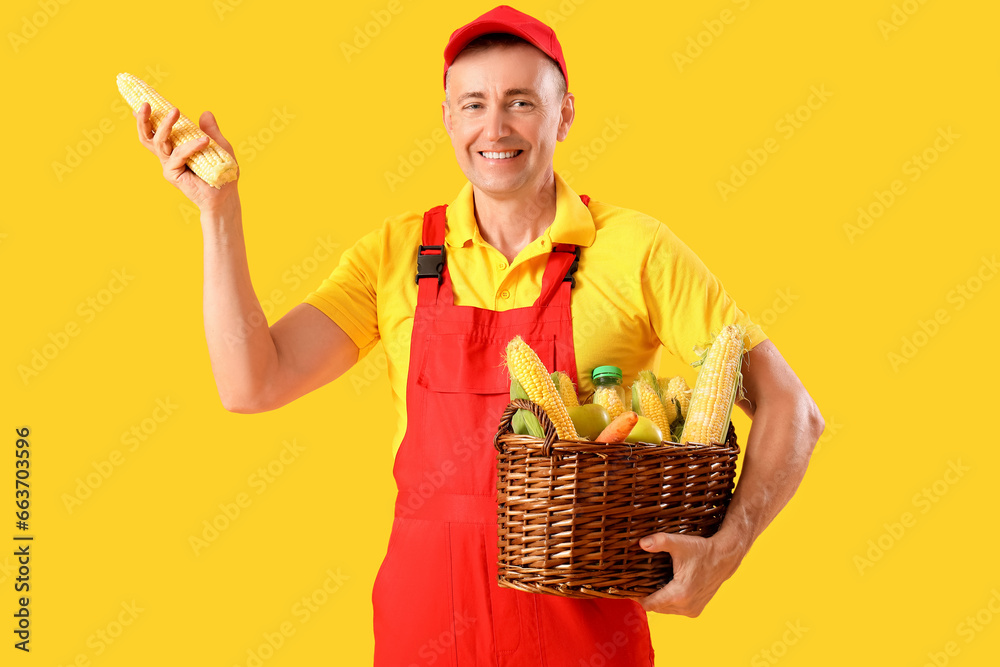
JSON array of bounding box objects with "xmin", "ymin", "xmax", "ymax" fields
[
  {"xmin": 302, "ymin": 225, "xmax": 382, "ymax": 360},
  {"xmin": 641, "ymin": 221, "xmax": 768, "ymax": 365}
]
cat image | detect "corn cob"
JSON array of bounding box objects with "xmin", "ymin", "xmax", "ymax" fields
[
  {"xmin": 551, "ymin": 371, "xmax": 580, "ymax": 407},
  {"xmin": 504, "ymin": 336, "xmax": 578, "ymax": 440},
  {"xmin": 657, "ymin": 375, "xmax": 672, "ymax": 399},
  {"xmin": 510, "ymin": 378, "xmax": 544, "ymax": 437},
  {"xmin": 638, "ymin": 370, "xmax": 665, "ymax": 400},
  {"xmin": 593, "ymin": 385, "xmax": 626, "ymax": 420},
  {"xmin": 664, "ymin": 376, "xmax": 692, "ymax": 419},
  {"xmin": 116, "ymin": 72, "xmax": 238, "ymax": 189},
  {"xmin": 632, "ymin": 376, "xmax": 676, "ymax": 437},
  {"xmin": 680, "ymin": 324, "xmax": 746, "ymax": 445}
]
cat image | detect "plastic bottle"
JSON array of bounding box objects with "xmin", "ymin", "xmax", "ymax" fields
[{"xmin": 591, "ymin": 365, "xmax": 628, "ymax": 418}]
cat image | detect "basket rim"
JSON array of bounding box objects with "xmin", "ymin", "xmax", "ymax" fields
[{"xmin": 494, "ymin": 398, "xmax": 739, "ymax": 457}]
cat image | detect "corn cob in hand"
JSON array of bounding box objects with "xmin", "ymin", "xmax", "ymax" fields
[{"xmin": 117, "ymin": 72, "xmax": 238, "ymax": 189}]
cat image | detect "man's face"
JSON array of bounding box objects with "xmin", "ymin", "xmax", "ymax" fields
[{"xmin": 442, "ymin": 43, "xmax": 574, "ymax": 199}]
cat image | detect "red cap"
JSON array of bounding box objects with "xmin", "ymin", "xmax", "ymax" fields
[{"xmin": 443, "ymin": 5, "xmax": 568, "ymax": 90}]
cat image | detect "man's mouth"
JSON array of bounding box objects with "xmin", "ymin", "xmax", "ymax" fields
[{"xmin": 479, "ymin": 150, "xmax": 523, "ymax": 160}]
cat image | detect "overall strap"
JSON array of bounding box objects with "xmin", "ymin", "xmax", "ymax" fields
[
  {"xmin": 416, "ymin": 194, "xmax": 591, "ymax": 308},
  {"xmin": 534, "ymin": 193, "xmax": 590, "ymax": 307},
  {"xmin": 416, "ymin": 205, "xmax": 453, "ymax": 306}
]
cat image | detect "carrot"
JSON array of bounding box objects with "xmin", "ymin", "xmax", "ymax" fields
[{"xmin": 595, "ymin": 411, "xmax": 639, "ymax": 443}]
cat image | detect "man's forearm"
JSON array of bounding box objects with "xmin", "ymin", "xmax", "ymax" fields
[
  {"xmin": 200, "ymin": 197, "xmax": 277, "ymax": 411},
  {"xmin": 715, "ymin": 391, "xmax": 824, "ymax": 559}
]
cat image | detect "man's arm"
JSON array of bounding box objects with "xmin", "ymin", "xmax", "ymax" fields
[
  {"xmin": 201, "ymin": 201, "xmax": 360, "ymax": 413},
  {"xmin": 131, "ymin": 102, "xmax": 360, "ymax": 413},
  {"xmin": 637, "ymin": 338, "xmax": 825, "ymax": 616},
  {"xmin": 718, "ymin": 338, "xmax": 825, "ymax": 558}
]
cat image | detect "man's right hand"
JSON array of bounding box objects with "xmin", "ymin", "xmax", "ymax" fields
[{"xmin": 132, "ymin": 102, "xmax": 239, "ymax": 214}]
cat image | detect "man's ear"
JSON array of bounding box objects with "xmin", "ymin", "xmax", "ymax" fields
[
  {"xmin": 556, "ymin": 92, "xmax": 575, "ymax": 142},
  {"xmin": 442, "ymin": 101, "xmax": 453, "ymax": 138}
]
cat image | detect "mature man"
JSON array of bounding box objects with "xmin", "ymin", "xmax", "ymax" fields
[{"xmin": 132, "ymin": 5, "xmax": 824, "ymax": 664}]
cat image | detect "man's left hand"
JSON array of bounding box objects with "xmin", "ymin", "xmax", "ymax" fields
[{"xmin": 636, "ymin": 532, "xmax": 744, "ymax": 616}]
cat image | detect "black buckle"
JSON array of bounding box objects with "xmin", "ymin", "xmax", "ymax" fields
[
  {"xmin": 562, "ymin": 246, "xmax": 581, "ymax": 288},
  {"xmin": 415, "ymin": 244, "xmax": 446, "ymax": 284}
]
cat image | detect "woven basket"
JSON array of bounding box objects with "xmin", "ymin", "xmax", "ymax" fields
[{"xmin": 492, "ymin": 398, "xmax": 740, "ymax": 600}]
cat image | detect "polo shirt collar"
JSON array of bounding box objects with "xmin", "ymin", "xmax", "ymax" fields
[{"xmin": 444, "ymin": 171, "xmax": 596, "ymax": 249}]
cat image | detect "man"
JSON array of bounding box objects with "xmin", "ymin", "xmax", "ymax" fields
[{"xmin": 131, "ymin": 5, "xmax": 824, "ymax": 664}]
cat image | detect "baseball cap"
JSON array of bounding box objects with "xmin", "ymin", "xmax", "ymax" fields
[{"xmin": 442, "ymin": 5, "xmax": 568, "ymax": 90}]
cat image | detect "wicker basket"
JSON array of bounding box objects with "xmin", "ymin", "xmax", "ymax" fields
[{"xmin": 492, "ymin": 398, "xmax": 740, "ymax": 600}]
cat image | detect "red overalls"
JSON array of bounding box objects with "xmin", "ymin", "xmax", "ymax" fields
[{"xmin": 372, "ymin": 197, "xmax": 656, "ymax": 666}]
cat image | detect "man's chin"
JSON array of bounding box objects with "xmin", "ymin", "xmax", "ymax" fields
[{"xmin": 465, "ymin": 172, "xmax": 532, "ymax": 198}]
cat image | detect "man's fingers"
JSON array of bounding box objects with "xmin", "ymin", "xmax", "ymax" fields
[
  {"xmin": 161, "ymin": 136, "xmax": 210, "ymax": 185},
  {"xmin": 166, "ymin": 136, "xmax": 210, "ymax": 170},
  {"xmin": 152, "ymin": 107, "xmax": 179, "ymax": 157},
  {"xmin": 198, "ymin": 111, "xmax": 236, "ymax": 159},
  {"xmin": 135, "ymin": 103, "xmax": 153, "ymax": 145},
  {"xmin": 640, "ymin": 532, "xmax": 700, "ymax": 555}
]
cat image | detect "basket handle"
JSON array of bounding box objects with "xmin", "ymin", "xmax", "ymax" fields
[{"xmin": 493, "ymin": 398, "xmax": 560, "ymax": 456}]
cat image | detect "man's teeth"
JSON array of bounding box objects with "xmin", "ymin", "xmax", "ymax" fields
[{"xmin": 481, "ymin": 151, "xmax": 521, "ymax": 159}]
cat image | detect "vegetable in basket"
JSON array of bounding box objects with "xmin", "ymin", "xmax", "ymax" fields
[
  {"xmin": 679, "ymin": 324, "xmax": 747, "ymax": 445},
  {"xmin": 504, "ymin": 336, "xmax": 578, "ymax": 440}
]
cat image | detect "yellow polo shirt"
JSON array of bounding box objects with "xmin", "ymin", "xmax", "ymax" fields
[{"xmin": 303, "ymin": 171, "xmax": 767, "ymax": 458}]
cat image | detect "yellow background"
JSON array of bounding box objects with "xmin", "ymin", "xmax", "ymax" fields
[{"xmin": 3, "ymin": 0, "xmax": 998, "ymax": 664}]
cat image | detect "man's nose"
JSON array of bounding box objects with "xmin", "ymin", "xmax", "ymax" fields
[{"xmin": 484, "ymin": 106, "xmax": 511, "ymax": 142}]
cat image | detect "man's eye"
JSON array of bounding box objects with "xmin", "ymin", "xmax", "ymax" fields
[
  {"xmin": 465, "ymin": 103, "xmax": 482, "ymax": 110},
  {"xmin": 512, "ymin": 101, "xmax": 531, "ymax": 108}
]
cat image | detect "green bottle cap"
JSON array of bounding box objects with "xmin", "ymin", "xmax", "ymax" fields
[{"xmin": 591, "ymin": 365, "xmax": 623, "ymax": 382}]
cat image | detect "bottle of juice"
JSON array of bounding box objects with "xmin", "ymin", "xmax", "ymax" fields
[{"xmin": 592, "ymin": 366, "xmax": 628, "ymax": 419}]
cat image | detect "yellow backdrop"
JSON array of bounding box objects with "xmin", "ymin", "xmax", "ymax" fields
[{"xmin": 3, "ymin": 0, "xmax": 998, "ymax": 664}]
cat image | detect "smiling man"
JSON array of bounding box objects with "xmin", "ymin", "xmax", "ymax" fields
[
  {"xmin": 441, "ymin": 31, "xmax": 572, "ymax": 262},
  {"xmin": 131, "ymin": 4, "xmax": 824, "ymax": 664}
]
